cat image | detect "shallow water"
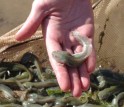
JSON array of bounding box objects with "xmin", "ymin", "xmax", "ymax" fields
[{"xmin": 0, "ymin": 0, "xmax": 33, "ymax": 36}]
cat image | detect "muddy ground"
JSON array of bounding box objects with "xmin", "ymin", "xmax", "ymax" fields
[{"xmin": 0, "ymin": 0, "xmax": 33, "ymax": 36}]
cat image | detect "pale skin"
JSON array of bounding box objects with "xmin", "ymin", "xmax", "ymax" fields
[{"xmin": 15, "ymin": 0, "xmax": 96, "ymax": 97}]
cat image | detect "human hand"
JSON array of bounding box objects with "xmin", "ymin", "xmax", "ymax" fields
[{"xmin": 16, "ymin": 0, "xmax": 96, "ymax": 97}]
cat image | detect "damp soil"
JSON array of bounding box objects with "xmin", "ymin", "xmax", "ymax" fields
[{"xmin": 0, "ymin": 0, "xmax": 33, "ymax": 36}]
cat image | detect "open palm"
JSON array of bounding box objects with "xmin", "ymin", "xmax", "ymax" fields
[{"xmin": 16, "ymin": 0, "xmax": 96, "ymax": 97}]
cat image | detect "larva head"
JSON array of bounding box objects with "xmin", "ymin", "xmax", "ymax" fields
[{"xmin": 52, "ymin": 51, "xmax": 69, "ymax": 64}]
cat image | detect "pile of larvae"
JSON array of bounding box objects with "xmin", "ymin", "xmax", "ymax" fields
[{"xmin": 0, "ymin": 52, "xmax": 124, "ymax": 107}]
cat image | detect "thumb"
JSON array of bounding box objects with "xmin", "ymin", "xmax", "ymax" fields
[{"xmin": 15, "ymin": 0, "xmax": 48, "ymax": 41}]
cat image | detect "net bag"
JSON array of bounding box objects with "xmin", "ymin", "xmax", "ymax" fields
[{"xmin": 93, "ymin": 0, "xmax": 124, "ymax": 71}]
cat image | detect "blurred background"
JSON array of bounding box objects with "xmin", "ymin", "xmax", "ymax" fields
[{"xmin": 0, "ymin": 0, "xmax": 33, "ymax": 35}]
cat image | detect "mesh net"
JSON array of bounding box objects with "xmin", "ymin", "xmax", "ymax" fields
[
  {"xmin": 0, "ymin": 25, "xmax": 49, "ymax": 67},
  {"xmin": 93, "ymin": 0, "xmax": 124, "ymax": 72},
  {"xmin": 0, "ymin": 0, "xmax": 123, "ymax": 71}
]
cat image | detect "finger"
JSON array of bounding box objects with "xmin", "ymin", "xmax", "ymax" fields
[
  {"xmin": 86, "ymin": 47, "xmax": 96, "ymax": 74},
  {"xmin": 46, "ymin": 36, "xmax": 71, "ymax": 92},
  {"xmin": 63, "ymin": 44, "xmax": 82, "ymax": 97},
  {"xmin": 79, "ymin": 63, "xmax": 90, "ymax": 91},
  {"xmin": 73, "ymin": 45, "xmax": 90, "ymax": 91},
  {"xmin": 68, "ymin": 68, "xmax": 82, "ymax": 97},
  {"xmin": 16, "ymin": 0, "xmax": 48, "ymax": 41}
]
